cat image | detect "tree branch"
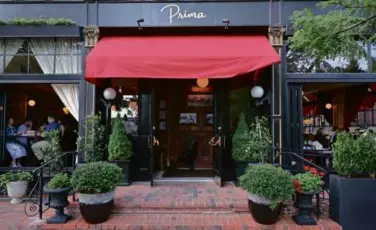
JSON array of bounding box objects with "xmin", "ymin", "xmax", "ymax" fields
[{"xmin": 334, "ymin": 14, "xmax": 376, "ymax": 36}]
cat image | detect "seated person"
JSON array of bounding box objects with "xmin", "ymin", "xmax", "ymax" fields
[
  {"xmin": 6, "ymin": 118, "xmax": 27, "ymax": 167},
  {"xmin": 31, "ymin": 115, "xmax": 60, "ymax": 161},
  {"xmin": 17, "ymin": 119, "xmax": 33, "ymax": 147}
]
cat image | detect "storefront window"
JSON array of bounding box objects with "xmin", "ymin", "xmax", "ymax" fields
[
  {"xmin": 0, "ymin": 38, "xmax": 82, "ymax": 74},
  {"xmin": 286, "ymin": 43, "xmax": 368, "ymax": 73}
]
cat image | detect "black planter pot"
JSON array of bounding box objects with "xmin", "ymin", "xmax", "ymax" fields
[
  {"xmin": 43, "ymin": 186, "xmax": 72, "ymax": 224},
  {"xmin": 330, "ymin": 174, "xmax": 376, "ymax": 230},
  {"xmin": 292, "ymin": 191, "xmax": 317, "ymax": 225},
  {"xmin": 112, "ymin": 160, "xmax": 130, "ymax": 186},
  {"xmin": 249, "ymin": 199, "xmax": 281, "ymax": 225},
  {"xmin": 78, "ymin": 192, "xmax": 114, "ymax": 224}
]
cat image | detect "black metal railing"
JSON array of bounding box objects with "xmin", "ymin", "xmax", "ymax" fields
[
  {"xmin": 279, "ymin": 148, "xmax": 334, "ymax": 219},
  {"xmin": 24, "ymin": 151, "xmax": 78, "ymax": 219}
]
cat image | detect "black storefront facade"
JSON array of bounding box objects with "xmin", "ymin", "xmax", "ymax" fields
[{"xmin": 2, "ymin": 0, "xmax": 374, "ymax": 182}]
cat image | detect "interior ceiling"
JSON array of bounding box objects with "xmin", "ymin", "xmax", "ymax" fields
[{"xmin": 303, "ymin": 83, "xmax": 362, "ymax": 95}]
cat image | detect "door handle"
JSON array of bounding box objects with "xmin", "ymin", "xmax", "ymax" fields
[
  {"xmin": 208, "ymin": 136, "xmax": 221, "ymax": 147},
  {"xmin": 153, "ymin": 136, "xmax": 159, "ymax": 147}
]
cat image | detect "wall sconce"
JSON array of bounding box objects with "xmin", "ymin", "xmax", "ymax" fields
[
  {"xmin": 222, "ymin": 19, "xmax": 230, "ymax": 29},
  {"xmin": 196, "ymin": 78, "xmax": 209, "ymax": 88},
  {"xmin": 28, "ymin": 100, "xmax": 36, "ymax": 107},
  {"xmin": 103, "ymin": 87, "xmax": 117, "ymax": 101},
  {"xmin": 63, "ymin": 107, "xmax": 70, "ymax": 115},
  {"xmin": 325, "ymin": 103, "xmax": 332, "ymax": 110},
  {"xmin": 137, "ymin": 18, "xmax": 144, "ymax": 30},
  {"xmin": 251, "ymin": 86, "xmax": 264, "ymax": 98}
]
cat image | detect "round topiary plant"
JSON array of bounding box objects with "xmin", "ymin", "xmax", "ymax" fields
[
  {"xmin": 71, "ymin": 161, "xmax": 122, "ymax": 194},
  {"xmin": 333, "ymin": 132, "xmax": 376, "ymax": 177},
  {"xmin": 108, "ymin": 114, "xmax": 133, "ymax": 161},
  {"xmin": 47, "ymin": 173, "xmax": 71, "ymax": 189},
  {"xmin": 239, "ymin": 164, "xmax": 293, "ymax": 209}
]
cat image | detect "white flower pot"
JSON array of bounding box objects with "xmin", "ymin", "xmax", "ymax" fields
[{"xmin": 6, "ymin": 181, "xmax": 28, "ymax": 204}]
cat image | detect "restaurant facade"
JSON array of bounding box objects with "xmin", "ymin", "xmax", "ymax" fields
[{"xmin": 1, "ymin": 0, "xmax": 376, "ymax": 182}]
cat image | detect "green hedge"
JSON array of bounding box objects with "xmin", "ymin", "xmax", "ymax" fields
[{"xmin": 0, "ymin": 17, "xmax": 76, "ymax": 26}]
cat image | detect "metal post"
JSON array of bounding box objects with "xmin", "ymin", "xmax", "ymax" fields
[{"xmin": 39, "ymin": 167, "xmax": 43, "ymax": 220}]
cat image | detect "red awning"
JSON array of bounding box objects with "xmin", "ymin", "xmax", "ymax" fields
[{"xmin": 85, "ymin": 36, "xmax": 280, "ymax": 84}]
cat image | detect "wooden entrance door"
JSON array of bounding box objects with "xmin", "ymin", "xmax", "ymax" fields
[{"xmin": 165, "ymin": 80, "xmax": 214, "ymax": 169}]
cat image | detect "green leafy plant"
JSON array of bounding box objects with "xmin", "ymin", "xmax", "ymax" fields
[
  {"xmin": 293, "ymin": 171, "xmax": 323, "ymax": 194},
  {"xmin": 248, "ymin": 116, "xmax": 273, "ymax": 162},
  {"xmin": 0, "ymin": 171, "xmax": 33, "ymax": 187},
  {"xmin": 7, "ymin": 17, "xmax": 76, "ymax": 26},
  {"xmin": 77, "ymin": 114, "xmax": 106, "ymax": 162},
  {"xmin": 108, "ymin": 114, "xmax": 133, "ymax": 161},
  {"xmin": 0, "ymin": 20, "xmax": 6, "ymax": 26},
  {"xmin": 333, "ymin": 132, "xmax": 376, "ymax": 177},
  {"xmin": 71, "ymin": 161, "xmax": 122, "ymax": 194},
  {"xmin": 239, "ymin": 164, "xmax": 293, "ymax": 209},
  {"xmin": 232, "ymin": 113, "xmax": 251, "ymax": 161},
  {"xmin": 47, "ymin": 173, "xmax": 71, "ymax": 189},
  {"xmin": 42, "ymin": 129, "xmax": 63, "ymax": 172}
]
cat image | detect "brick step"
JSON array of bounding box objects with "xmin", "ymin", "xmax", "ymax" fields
[
  {"xmin": 67, "ymin": 198, "xmax": 249, "ymax": 214},
  {"xmin": 40, "ymin": 212, "xmax": 341, "ymax": 230}
]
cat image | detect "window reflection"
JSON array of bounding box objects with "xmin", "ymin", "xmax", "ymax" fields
[
  {"xmin": 287, "ymin": 43, "xmax": 368, "ymax": 73},
  {"xmin": 111, "ymin": 95, "xmax": 138, "ymax": 135}
]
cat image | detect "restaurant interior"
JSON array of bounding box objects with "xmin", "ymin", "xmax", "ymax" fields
[
  {"xmin": 0, "ymin": 84, "xmax": 78, "ymax": 167},
  {"xmin": 302, "ymin": 82, "xmax": 376, "ymax": 168}
]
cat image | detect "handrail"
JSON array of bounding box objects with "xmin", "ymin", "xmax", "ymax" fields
[
  {"xmin": 31, "ymin": 150, "xmax": 78, "ymax": 174},
  {"xmin": 279, "ymin": 149, "xmax": 333, "ymax": 219},
  {"xmin": 24, "ymin": 151, "xmax": 78, "ymax": 219}
]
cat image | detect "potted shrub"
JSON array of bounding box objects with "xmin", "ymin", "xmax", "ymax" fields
[
  {"xmin": 71, "ymin": 161, "xmax": 122, "ymax": 224},
  {"xmin": 232, "ymin": 114, "xmax": 272, "ymax": 182},
  {"xmin": 77, "ymin": 114, "xmax": 106, "ymax": 162},
  {"xmin": 0, "ymin": 171, "xmax": 33, "ymax": 204},
  {"xmin": 292, "ymin": 166, "xmax": 324, "ymax": 225},
  {"xmin": 108, "ymin": 114, "xmax": 133, "ymax": 186},
  {"xmin": 44, "ymin": 173, "xmax": 72, "ymax": 224},
  {"xmin": 239, "ymin": 164, "xmax": 293, "ymax": 225},
  {"xmin": 330, "ymin": 132, "xmax": 376, "ymax": 229}
]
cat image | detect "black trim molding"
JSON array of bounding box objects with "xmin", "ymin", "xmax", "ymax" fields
[{"xmin": 286, "ymin": 73, "xmax": 376, "ymax": 83}]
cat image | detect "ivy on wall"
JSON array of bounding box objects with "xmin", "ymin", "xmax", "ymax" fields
[{"xmin": 0, "ymin": 17, "xmax": 76, "ymax": 26}]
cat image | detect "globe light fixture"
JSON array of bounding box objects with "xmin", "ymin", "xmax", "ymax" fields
[
  {"xmin": 103, "ymin": 87, "xmax": 116, "ymax": 100},
  {"xmin": 251, "ymin": 86, "xmax": 264, "ymax": 98},
  {"xmin": 196, "ymin": 78, "xmax": 209, "ymax": 88},
  {"xmin": 325, "ymin": 103, "xmax": 332, "ymax": 110},
  {"xmin": 28, "ymin": 100, "xmax": 36, "ymax": 107},
  {"xmin": 63, "ymin": 107, "xmax": 70, "ymax": 115}
]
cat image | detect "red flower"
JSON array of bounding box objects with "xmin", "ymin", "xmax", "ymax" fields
[
  {"xmin": 304, "ymin": 166, "xmax": 310, "ymax": 171},
  {"xmin": 319, "ymin": 172, "xmax": 326, "ymax": 177},
  {"xmin": 310, "ymin": 168, "xmax": 319, "ymax": 175},
  {"xmin": 293, "ymin": 179, "xmax": 302, "ymax": 192}
]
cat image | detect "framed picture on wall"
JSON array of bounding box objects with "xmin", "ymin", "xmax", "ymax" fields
[
  {"xmin": 187, "ymin": 94, "xmax": 213, "ymax": 107},
  {"xmin": 159, "ymin": 111, "xmax": 166, "ymax": 120},
  {"xmin": 159, "ymin": 100, "xmax": 166, "ymax": 109},
  {"xmin": 159, "ymin": 121, "xmax": 167, "ymax": 130},
  {"xmin": 179, "ymin": 113, "xmax": 197, "ymax": 124},
  {"xmin": 205, "ymin": 113, "xmax": 214, "ymax": 124}
]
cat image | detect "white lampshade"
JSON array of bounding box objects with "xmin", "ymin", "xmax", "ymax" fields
[
  {"xmin": 103, "ymin": 87, "xmax": 116, "ymax": 100},
  {"xmin": 325, "ymin": 103, "xmax": 332, "ymax": 110},
  {"xmin": 196, "ymin": 78, "xmax": 209, "ymax": 88},
  {"xmin": 251, "ymin": 86, "xmax": 264, "ymax": 98},
  {"xmin": 63, "ymin": 107, "xmax": 70, "ymax": 114},
  {"xmin": 28, "ymin": 100, "xmax": 36, "ymax": 107}
]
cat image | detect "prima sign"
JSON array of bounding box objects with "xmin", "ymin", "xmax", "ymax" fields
[{"xmin": 160, "ymin": 4, "xmax": 207, "ymax": 24}]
